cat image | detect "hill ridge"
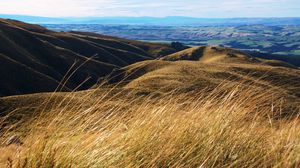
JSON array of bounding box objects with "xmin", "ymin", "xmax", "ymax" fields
[{"xmin": 0, "ymin": 18, "xmax": 180, "ymax": 96}]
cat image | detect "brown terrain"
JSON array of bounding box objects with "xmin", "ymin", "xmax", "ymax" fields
[
  {"xmin": 1, "ymin": 19, "xmax": 300, "ymax": 117},
  {"xmin": 0, "ymin": 19, "xmax": 180, "ymax": 96},
  {"xmin": 0, "ymin": 19, "xmax": 300, "ymax": 167}
]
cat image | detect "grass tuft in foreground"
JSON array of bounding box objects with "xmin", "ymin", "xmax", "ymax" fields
[{"xmin": 0, "ymin": 83, "xmax": 300, "ymax": 167}]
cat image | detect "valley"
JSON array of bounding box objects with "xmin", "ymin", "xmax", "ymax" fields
[{"xmin": 44, "ymin": 24, "xmax": 300, "ymax": 57}]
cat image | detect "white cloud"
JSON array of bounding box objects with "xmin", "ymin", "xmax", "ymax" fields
[
  {"xmin": 0, "ymin": 0, "xmax": 114, "ymax": 17},
  {"xmin": 0, "ymin": 0, "xmax": 299, "ymax": 17}
]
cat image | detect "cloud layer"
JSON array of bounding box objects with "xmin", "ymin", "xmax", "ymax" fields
[{"xmin": 0, "ymin": 0, "xmax": 299, "ymax": 17}]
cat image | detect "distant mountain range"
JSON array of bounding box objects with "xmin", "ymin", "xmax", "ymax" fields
[{"xmin": 1, "ymin": 14, "xmax": 300, "ymax": 26}]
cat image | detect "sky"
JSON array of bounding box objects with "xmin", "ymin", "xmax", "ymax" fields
[{"xmin": 0, "ymin": 0, "xmax": 300, "ymax": 18}]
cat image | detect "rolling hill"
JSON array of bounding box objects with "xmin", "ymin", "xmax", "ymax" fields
[
  {"xmin": 0, "ymin": 19, "xmax": 180, "ymax": 96},
  {"xmin": 1, "ymin": 19, "xmax": 300, "ymax": 167},
  {"xmin": 0, "ymin": 19, "xmax": 299, "ymax": 106},
  {"xmin": 109, "ymin": 46, "xmax": 299, "ymax": 94},
  {"xmin": 2, "ymin": 45, "xmax": 299, "ymax": 118}
]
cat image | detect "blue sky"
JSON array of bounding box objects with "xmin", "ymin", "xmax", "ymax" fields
[{"xmin": 0, "ymin": 0, "xmax": 300, "ymax": 18}]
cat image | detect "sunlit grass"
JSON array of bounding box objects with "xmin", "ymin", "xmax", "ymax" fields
[{"xmin": 0, "ymin": 82, "xmax": 300, "ymax": 167}]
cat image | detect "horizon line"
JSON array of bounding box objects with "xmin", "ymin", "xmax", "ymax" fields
[{"xmin": 1, "ymin": 14, "xmax": 300, "ymax": 19}]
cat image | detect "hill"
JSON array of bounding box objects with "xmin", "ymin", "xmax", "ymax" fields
[
  {"xmin": 1, "ymin": 20, "xmax": 300, "ymax": 167},
  {"xmin": 2, "ymin": 46, "xmax": 299, "ymax": 117},
  {"xmin": 0, "ymin": 19, "xmax": 180, "ymax": 96},
  {"xmin": 1, "ymin": 46, "xmax": 300, "ymax": 167},
  {"xmin": 108, "ymin": 46, "xmax": 299, "ymax": 93}
]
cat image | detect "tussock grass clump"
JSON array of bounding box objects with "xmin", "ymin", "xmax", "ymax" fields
[{"xmin": 0, "ymin": 83, "xmax": 300, "ymax": 167}]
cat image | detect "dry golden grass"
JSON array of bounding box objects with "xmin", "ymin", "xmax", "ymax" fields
[
  {"xmin": 1, "ymin": 19, "xmax": 300, "ymax": 167},
  {"xmin": 0, "ymin": 80, "xmax": 300, "ymax": 168}
]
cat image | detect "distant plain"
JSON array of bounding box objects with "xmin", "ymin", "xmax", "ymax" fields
[{"xmin": 44, "ymin": 24, "xmax": 300, "ymax": 56}]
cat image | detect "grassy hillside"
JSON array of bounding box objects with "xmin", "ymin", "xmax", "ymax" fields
[
  {"xmin": 0, "ymin": 80, "xmax": 300, "ymax": 167},
  {"xmin": 0, "ymin": 19, "xmax": 180, "ymax": 96},
  {"xmin": 1, "ymin": 20, "xmax": 300, "ymax": 167},
  {"xmin": 109, "ymin": 46, "xmax": 300, "ymax": 98},
  {"xmin": 0, "ymin": 46, "xmax": 300, "ymax": 168}
]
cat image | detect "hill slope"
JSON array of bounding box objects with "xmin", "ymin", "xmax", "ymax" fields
[
  {"xmin": 0, "ymin": 19, "xmax": 180, "ymax": 96},
  {"xmin": 1, "ymin": 20, "xmax": 300, "ymax": 168},
  {"xmin": 109, "ymin": 46, "xmax": 300, "ymax": 99},
  {"xmin": 2, "ymin": 46, "xmax": 299, "ymax": 115}
]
